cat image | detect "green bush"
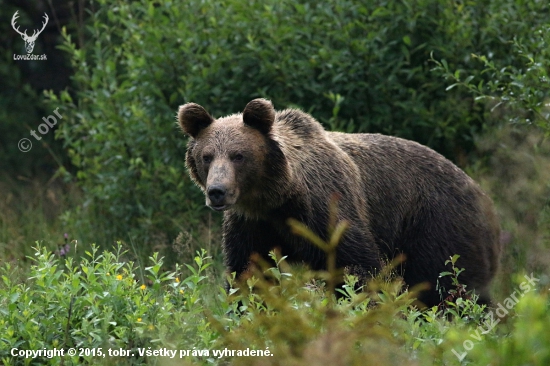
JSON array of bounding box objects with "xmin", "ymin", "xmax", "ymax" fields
[
  {"xmin": 48, "ymin": 0, "xmax": 550, "ymax": 246},
  {"xmin": 0, "ymin": 244, "xmax": 218, "ymax": 365},
  {"xmin": 432, "ymin": 24, "xmax": 550, "ymax": 134},
  {"xmin": 1, "ymin": 244, "xmax": 549, "ymax": 365}
]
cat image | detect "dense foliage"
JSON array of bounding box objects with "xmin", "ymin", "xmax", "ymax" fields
[
  {"xmin": 1, "ymin": 244, "xmax": 549, "ymax": 365},
  {"xmin": 46, "ymin": 0, "xmax": 550, "ymax": 247}
]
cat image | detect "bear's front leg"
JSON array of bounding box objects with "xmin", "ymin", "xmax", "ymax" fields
[{"xmin": 221, "ymin": 212, "xmax": 284, "ymax": 292}]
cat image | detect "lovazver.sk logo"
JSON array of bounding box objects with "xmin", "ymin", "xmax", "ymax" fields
[{"xmin": 12, "ymin": 10, "xmax": 48, "ymax": 61}]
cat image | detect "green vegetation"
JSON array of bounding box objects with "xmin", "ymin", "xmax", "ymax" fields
[
  {"xmin": 1, "ymin": 0, "xmax": 549, "ymax": 365},
  {"xmin": 0, "ymin": 242, "xmax": 548, "ymax": 365}
]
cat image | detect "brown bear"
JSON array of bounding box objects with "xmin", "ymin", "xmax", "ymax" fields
[{"xmin": 178, "ymin": 98, "xmax": 501, "ymax": 307}]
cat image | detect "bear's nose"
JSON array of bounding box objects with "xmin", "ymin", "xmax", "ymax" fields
[{"xmin": 207, "ymin": 185, "xmax": 227, "ymax": 206}]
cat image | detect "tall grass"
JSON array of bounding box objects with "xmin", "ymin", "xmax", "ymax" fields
[
  {"xmin": 469, "ymin": 125, "xmax": 550, "ymax": 298},
  {"xmin": 0, "ymin": 176, "xmax": 73, "ymax": 262}
]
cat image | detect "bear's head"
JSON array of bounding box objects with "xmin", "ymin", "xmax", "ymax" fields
[{"xmin": 178, "ymin": 99, "xmax": 289, "ymax": 214}]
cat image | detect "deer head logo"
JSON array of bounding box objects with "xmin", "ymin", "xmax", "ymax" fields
[{"xmin": 11, "ymin": 11, "xmax": 49, "ymax": 54}]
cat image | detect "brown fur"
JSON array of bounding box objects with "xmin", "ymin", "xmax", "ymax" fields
[{"xmin": 178, "ymin": 99, "xmax": 502, "ymax": 307}]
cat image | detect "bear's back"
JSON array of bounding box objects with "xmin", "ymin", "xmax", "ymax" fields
[
  {"xmin": 328, "ymin": 131, "xmax": 473, "ymax": 198},
  {"xmin": 328, "ymin": 132, "xmax": 498, "ymax": 255}
]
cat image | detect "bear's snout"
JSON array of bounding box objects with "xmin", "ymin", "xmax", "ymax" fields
[
  {"xmin": 204, "ymin": 161, "xmax": 239, "ymax": 211},
  {"xmin": 207, "ymin": 185, "xmax": 228, "ymax": 211},
  {"xmin": 208, "ymin": 185, "xmax": 226, "ymax": 203}
]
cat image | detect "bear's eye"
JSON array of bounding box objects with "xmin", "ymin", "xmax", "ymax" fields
[
  {"xmin": 231, "ymin": 153, "xmax": 244, "ymax": 162},
  {"xmin": 202, "ymin": 155, "xmax": 213, "ymax": 164}
]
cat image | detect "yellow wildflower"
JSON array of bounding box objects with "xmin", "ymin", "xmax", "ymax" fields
[
  {"xmin": 175, "ymin": 277, "xmax": 180, "ymax": 283},
  {"xmin": 116, "ymin": 274, "xmax": 123, "ymax": 280},
  {"xmin": 140, "ymin": 284, "xmax": 146, "ymax": 290},
  {"xmin": 137, "ymin": 318, "xmax": 142, "ymax": 322}
]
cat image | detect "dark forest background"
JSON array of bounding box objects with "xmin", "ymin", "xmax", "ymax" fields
[{"xmin": 2, "ymin": 0, "xmax": 548, "ymax": 272}]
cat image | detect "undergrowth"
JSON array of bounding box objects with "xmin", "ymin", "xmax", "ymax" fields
[{"xmin": 1, "ymin": 230, "xmax": 549, "ymax": 365}]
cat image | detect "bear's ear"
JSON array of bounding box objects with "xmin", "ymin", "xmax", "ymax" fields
[
  {"xmin": 242, "ymin": 98, "xmax": 275, "ymax": 134},
  {"xmin": 178, "ymin": 103, "xmax": 214, "ymax": 138}
]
